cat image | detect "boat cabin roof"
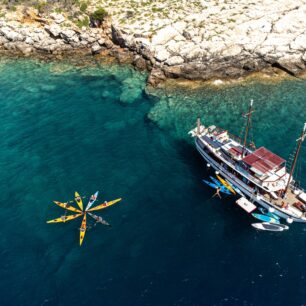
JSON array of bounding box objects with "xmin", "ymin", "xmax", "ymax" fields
[{"xmin": 242, "ymin": 147, "xmax": 285, "ymax": 174}]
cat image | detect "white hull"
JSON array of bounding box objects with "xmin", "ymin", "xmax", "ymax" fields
[{"xmin": 196, "ymin": 141, "xmax": 306, "ymax": 223}]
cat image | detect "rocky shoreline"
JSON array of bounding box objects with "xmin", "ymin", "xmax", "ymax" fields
[{"xmin": 0, "ymin": 3, "xmax": 305, "ymax": 86}]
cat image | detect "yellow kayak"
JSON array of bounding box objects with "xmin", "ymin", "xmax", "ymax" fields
[
  {"xmin": 75, "ymin": 191, "xmax": 83, "ymax": 211},
  {"xmin": 79, "ymin": 213, "xmax": 87, "ymax": 246},
  {"xmin": 87, "ymin": 198, "xmax": 122, "ymax": 212},
  {"xmin": 216, "ymin": 175, "xmax": 236, "ymax": 194},
  {"xmin": 53, "ymin": 201, "xmax": 82, "ymax": 213},
  {"xmin": 47, "ymin": 213, "xmax": 83, "ymax": 223}
]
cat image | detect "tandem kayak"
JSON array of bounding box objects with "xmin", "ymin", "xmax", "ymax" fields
[
  {"xmin": 47, "ymin": 213, "xmax": 83, "ymax": 223},
  {"xmin": 85, "ymin": 191, "xmax": 99, "ymax": 211},
  {"xmin": 87, "ymin": 198, "xmax": 122, "ymax": 212},
  {"xmin": 79, "ymin": 213, "xmax": 87, "ymax": 246},
  {"xmin": 53, "ymin": 201, "xmax": 82, "ymax": 213},
  {"xmin": 75, "ymin": 191, "xmax": 83, "ymax": 211}
]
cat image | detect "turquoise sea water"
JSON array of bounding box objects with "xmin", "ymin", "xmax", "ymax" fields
[{"xmin": 1, "ymin": 59, "xmax": 306, "ymax": 306}]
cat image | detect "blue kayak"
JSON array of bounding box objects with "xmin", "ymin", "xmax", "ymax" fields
[
  {"xmin": 202, "ymin": 180, "xmax": 231, "ymax": 195},
  {"xmin": 252, "ymin": 213, "xmax": 280, "ymax": 224},
  {"xmin": 211, "ymin": 176, "xmax": 243, "ymax": 196},
  {"xmin": 210, "ymin": 176, "xmax": 222, "ymax": 187},
  {"xmin": 258, "ymin": 207, "xmax": 280, "ymax": 221}
]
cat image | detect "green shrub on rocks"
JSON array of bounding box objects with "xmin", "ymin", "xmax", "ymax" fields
[
  {"xmin": 79, "ymin": 1, "xmax": 87, "ymax": 13},
  {"xmin": 90, "ymin": 7, "xmax": 108, "ymax": 27},
  {"xmin": 34, "ymin": 1, "xmax": 48, "ymax": 14},
  {"xmin": 75, "ymin": 16, "xmax": 89, "ymax": 28},
  {"xmin": 126, "ymin": 10, "xmax": 134, "ymax": 18}
]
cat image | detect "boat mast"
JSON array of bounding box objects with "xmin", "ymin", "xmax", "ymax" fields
[
  {"xmin": 284, "ymin": 123, "xmax": 306, "ymax": 195},
  {"xmin": 197, "ymin": 118, "xmax": 201, "ymax": 135},
  {"xmin": 241, "ymin": 100, "xmax": 254, "ymax": 157}
]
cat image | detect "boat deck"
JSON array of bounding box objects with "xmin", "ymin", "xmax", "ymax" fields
[{"xmin": 263, "ymin": 188, "xmax": 306, "ymax": 218}]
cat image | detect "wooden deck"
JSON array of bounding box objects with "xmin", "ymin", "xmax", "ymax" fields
[{"xmin": 263, "ymin": 188, "xmax": 305, "ymax": 218}]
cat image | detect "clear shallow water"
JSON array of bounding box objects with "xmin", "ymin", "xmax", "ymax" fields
[{"xmin": 1, "ymin": 59, "xmax": 306, "ymax": 306}]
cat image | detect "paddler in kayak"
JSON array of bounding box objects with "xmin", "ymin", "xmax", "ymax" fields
[
  {"xmin": 90, "ymin": 194, "xmax": 97, "ymax": 202},
  {"xmin": 87, "ymin": 194, "xmax": 97, "ymax": 208},
  {"xmin": 212, "ymin": 187, "xmax": 222, "ymax": 199},
  {"xmin": 95, "ymin": 216, "xmax": 111, "ymax": 227},
  {"xmin": 88, "ymin": 212, "xmax": 111, "ymax": 226}
]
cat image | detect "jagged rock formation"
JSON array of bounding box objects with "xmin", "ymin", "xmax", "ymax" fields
[
  {"xmin": 104, "ymin": 0, "xmax": 306, "ymax": 84},
  {"xmin": 0, "ymin": 1, "xmax": 305, "ymax": 85}
]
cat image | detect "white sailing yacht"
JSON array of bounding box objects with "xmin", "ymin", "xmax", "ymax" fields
[{"xmin": 189, "ymin": 101, "xmax": 306, "ymax": 223}]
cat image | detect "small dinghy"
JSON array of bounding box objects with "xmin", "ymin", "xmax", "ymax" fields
[
  {"xmin": 252, "ymin": 222, "xmax": 287, "ymax": 232},
  {"xmin": 258, "ymin": 207, "xmax": 280, "ymax": 221},
  {"xmin": 252, "ymin": 213, "xmax": 280, "ymax": 224},
  {"xmin": 276, "ymin": 223, "xmax": 289, "ymax": 230}
]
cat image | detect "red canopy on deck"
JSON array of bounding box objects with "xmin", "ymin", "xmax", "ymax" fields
[
  {"xmin": 228, "ymin": 146, "xmax": 243, "ymax": 157},
  {"xmin": 242, "ymin": 147, "xmax": 285, "ymax": 174}
]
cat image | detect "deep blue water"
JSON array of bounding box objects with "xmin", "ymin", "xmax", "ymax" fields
[{"xmin": 1, "ymin": 59, "xmax": 306, "ymax": 306}]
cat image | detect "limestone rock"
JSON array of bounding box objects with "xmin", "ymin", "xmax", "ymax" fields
[
  {"xmin": 0, "ymin": 0, "xmax": 305, "ymax": 84},
  {"xmin": 111, "ymin": 25, "xmax": 126, "ymax": 47},
  {"xmin": 0, "ymin": 27, "xmax": 24, "ymax": 42},
  {"xmin": 50, "ymin": 13, "xmax": 65, "ymax": 24},
  {"xmin": 4, "ymin": 42, "xmax": 17, "ymax": 51},
  {"xmin": 166, "ymin": 56, "xmax": 184, "ymax": 66},
  {"xmin": 154, "ymin": 47, "xmax": 170, "ymax": 62},
  {"xmin": 25, "ymin": 37, "xmax": 34, "ymax": 45},
  {"xmin": 133, "ymin": 55, "xmax": 148, "ymax": 70},
  {"xmin": 147, "ymin": 68, "xmax": 166, "ymax": 86},
  {"xmin": 0, "ymin": 36, "xmax": 9, "ymax": 45},
  {"xmin": 91, "ymin": 42, "xmax": 102, "ymax": 54},
  {"xmin": 152, "ymin": 26, "xmax": 179, "ymax": 45},
  {"xmin": 60, "ymin": 29, "xmax": 79, "ymax": 43},
  {"xmin": 290, "ymin": 35, "xmax": 306, "ymax": 51},
  {"xmin": 15, "ymin": 42, "xmax": 33, "ymax": 55},
  {"xmin": 98, "ymin": 38, "xmax": 105, "ymax": 45},
  {"xmin": 221, "ymin": 45, "xmax": 242, "ymax": 57},
  {"xmin": 44, "ymin": 25, "xmax": 61, "ymax": 38}
]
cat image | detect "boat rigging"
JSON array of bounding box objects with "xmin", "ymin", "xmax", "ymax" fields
[{"xmin": 284, "ymin": 123, "xmax": 306, "ymax": 196}]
